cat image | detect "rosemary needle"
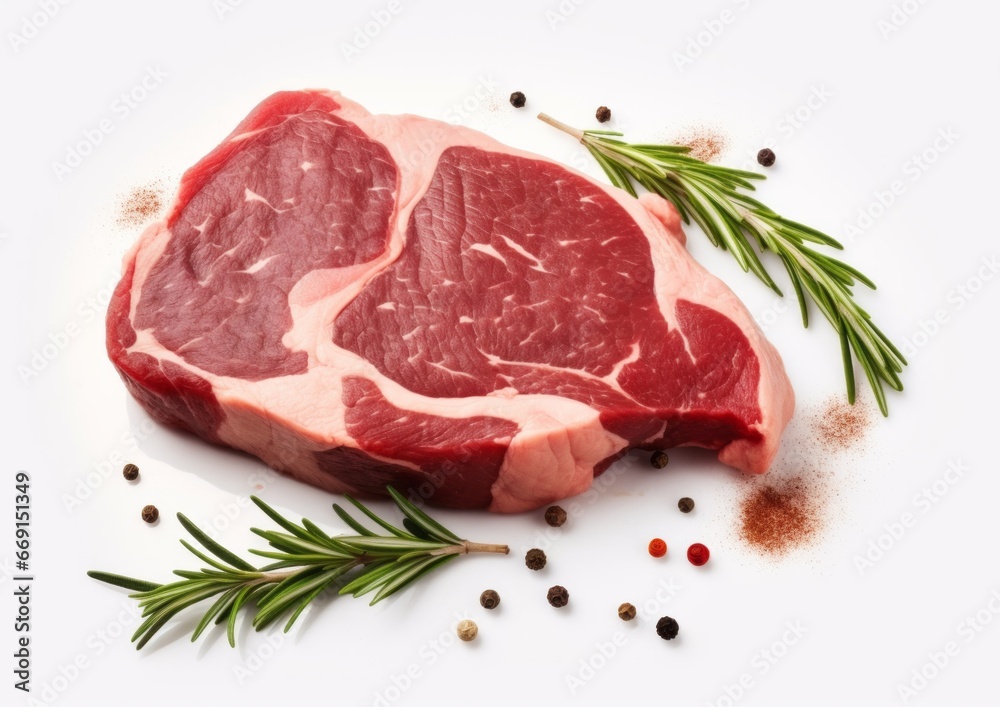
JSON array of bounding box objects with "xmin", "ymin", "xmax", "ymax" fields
[
  {"xmin": 87, "ymin": 486, "xmax": 508, "ymax": 649},
  {"xmin": 538, "ymin": 113, "xmax": 905, "ymax": 415}
]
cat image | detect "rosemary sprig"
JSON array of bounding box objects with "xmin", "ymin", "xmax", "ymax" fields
[
  {"xmin": 538, "ymin": 114, "xmax": 906, "ymax": 415},
  {"xmin": 87, "ymin": 486, "xmax": 508, "ymax": 649}
]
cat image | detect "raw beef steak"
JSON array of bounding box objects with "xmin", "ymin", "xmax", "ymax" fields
[{"xmin": 106, "ymin": 90, "xmax": 794, "ymax": 512}]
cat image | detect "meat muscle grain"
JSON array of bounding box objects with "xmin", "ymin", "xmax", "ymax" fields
[{"xmin": 106, "ymin": 90, "xmax": 795, "ymax": 511}]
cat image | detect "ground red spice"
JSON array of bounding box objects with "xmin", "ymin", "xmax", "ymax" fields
[
  {"xmin": 117, "ymin": 184, "xmax": 163, "ymax": 227},
  {"xmin": 815, "ymin": 397, "xmax": 872, "ymax": 451},
  {"xmin": 670, "ymin": 127, "xmax": 727, "ymax": 162},
  {"xmin": 739, "ymin": 478, "xmax": 819, "ymax": 555}
]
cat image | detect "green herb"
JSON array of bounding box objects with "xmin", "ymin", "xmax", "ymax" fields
[
  {"xmin": 537, "ymin": 114, "xmax": 905, "ymax": 415},
  {"xmin": 87, "ymin": 486, "xmax": 508, "ymax": 650}
]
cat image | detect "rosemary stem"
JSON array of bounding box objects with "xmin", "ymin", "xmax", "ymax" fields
[
  {"xmin": 537, "ymin": 113, "xmax": 584, "ymax": 141},
  {"xmin": 531, "ymin": 118, "xmax": 903, "ymax": 414},
  {"xmin": 459, "ymin": 541, "xmax": 510, "ymax": 555},
  {"xmin": 90, "ymin": 486, "xmax": 510, "ymax": 649},
  {"xmin": 258, "ymin": 571, "xmax": 295, "ymax": 583}
]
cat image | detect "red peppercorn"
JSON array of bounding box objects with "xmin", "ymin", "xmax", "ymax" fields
[
  {"xmin": 648, "ymin": 538, "xmax": 667, "ymax": 558},
  {"xmin": 687, "ymin": 543, "xmax": 710, "ymax": 566}
]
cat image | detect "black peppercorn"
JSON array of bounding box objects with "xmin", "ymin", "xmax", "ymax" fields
[
  {"xmin": 678, "ymin": 497, "xmax": 695, "ymax": 513},
  {"xmin": 650, "ymin": 451, "xmax": 669, "ymax": 469},
  {"xmin": 509, "ymin": 91, "xmax": 526, "ymax": 108},
  {"xmin": 122, "ymin": 463, "xmax": 139, "ymax": 481},
  {"xmin": 618, "ymin": 602, "xmax": 637, "ymax": 621},
  {"xmin": 525, "ymin": 548, "xmax": 547, "ymax": 571},
  {"xmin": 544, "ymin": 505, "xmax": 567, "ymax": 527},
  {"xmin": 547, "ymin": 585, "xmax": 569, "ymax": 608},
  {"xmin": 757, "ymin": 148, "xmax": 776, "ymax": 167},
  {"xmin": 480, "ymin": 589, "xmax": 500, "ymax": 610},
  {"xmin": 595, "ymin": 106, "xmax": 611, "ymax": 123},
  {"xmin": 141, "ymin": 505, "xmax": 159, "ymax": 524},
  {"xmin": 656, "ymin": 616, "xmax": 679, "ymax": 640}
]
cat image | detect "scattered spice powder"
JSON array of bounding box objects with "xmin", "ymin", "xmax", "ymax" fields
[
  {"xmin": 815, "ymin": 397, "xmax": 872, "ymax": 451},
  {"xmin": 117, "ymin": 184, "xmax": 163, "ymax": 228},
  {"xmin": 670, "ymin": 127, "xmax": 727, "ymax": 163},
  {"xmin": 739, "ymin": 479, "xmax": 819, "ymax": 555}
]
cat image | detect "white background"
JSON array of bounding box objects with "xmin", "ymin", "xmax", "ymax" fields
[{"xmin": 2, "ymin": 1, "xmax": 999, "ymax": 706}]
